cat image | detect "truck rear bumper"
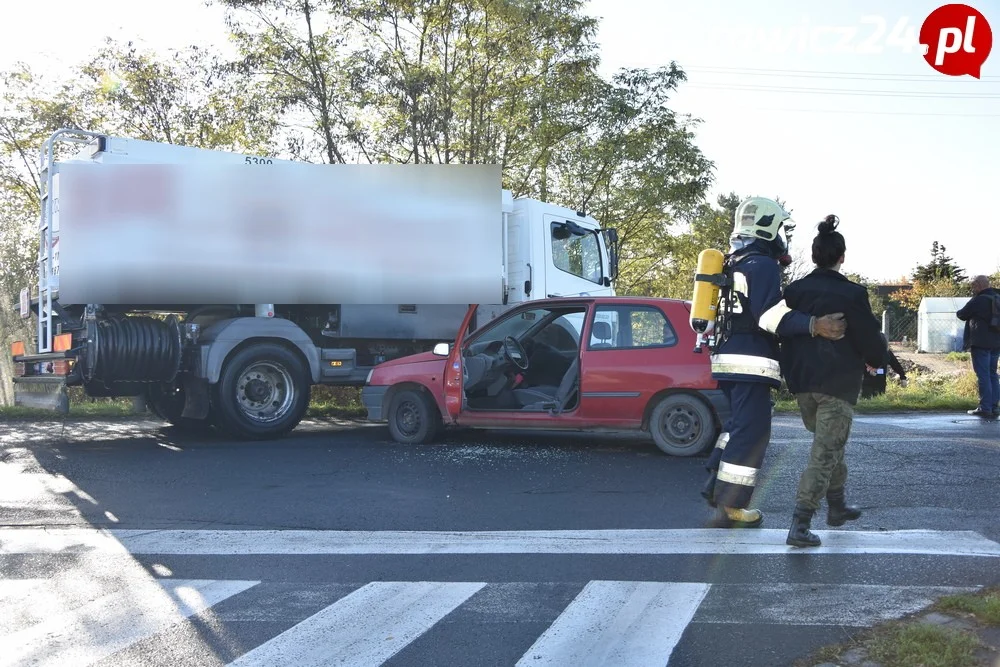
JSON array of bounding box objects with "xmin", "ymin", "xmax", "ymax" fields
[
  {"xmin": 13, "ymin": 377, "xmax": 69, "ymax": 413},
  {"xmin": 361, "ymin": 385, "xmax": 388, "ymax": 421}
]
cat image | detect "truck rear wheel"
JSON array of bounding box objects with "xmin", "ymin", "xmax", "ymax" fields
[{"xmin": 213, "ymin": 342, "xmax": 310, "ymax": 440}]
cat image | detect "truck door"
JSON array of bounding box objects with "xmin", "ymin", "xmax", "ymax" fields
[{"xmin": 544, "ymin": 216, "xmax": 607, "ymax": 297}]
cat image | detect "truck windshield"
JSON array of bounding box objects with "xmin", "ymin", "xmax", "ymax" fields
[{"xmin": 551, "ymin": 222, "xmax": 603, "ymax": 285}]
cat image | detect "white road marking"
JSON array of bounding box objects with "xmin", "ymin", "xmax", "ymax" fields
[
  {"xmin": 3, "ymin": 528, "xmax": 998, "ymax": 557},
  {"xmin": 226, "ymin": 581, "xmax": 485, "ymax": 667},
  {"xmin": 0, "ymin": 578, "xmax": 258, "ymax": 667},
  {"xmin": 515, "ymin": 581, "xmax": 709, "ymax": 667}
]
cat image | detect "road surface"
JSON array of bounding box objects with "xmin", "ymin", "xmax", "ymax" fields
[{"xmin": 1, "ymin": 412, "xmax": 998, "ymax": 666}]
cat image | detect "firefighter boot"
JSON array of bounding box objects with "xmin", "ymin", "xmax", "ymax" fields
[
  {"xmin": 786, "ymin": 505, "xmax": 822, "ymax": 548},
  {"xmin": 710, "ymin": 505, "xmax": 763, "ymax": 528},
  {"xmin": 826, "ymin": 488, "xmax": 862, "ymax": 527}
]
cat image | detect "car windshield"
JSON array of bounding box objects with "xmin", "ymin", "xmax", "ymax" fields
[{"xmin": 468, "ymin": 306, "xmax": 587, "ymax": 348}]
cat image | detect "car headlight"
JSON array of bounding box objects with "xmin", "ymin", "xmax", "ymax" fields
[{"xmin": 366, "ymin": 369, "xmax": 374, "ymax": 384}]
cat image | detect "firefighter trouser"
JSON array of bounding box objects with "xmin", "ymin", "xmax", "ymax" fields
[
  {"xmin": 794, "ymin": 392, "xmax": 854, "ymax": 511},
  {"xmin": 705, "ymin": 380, "xmax": 773, "ymax": 509}
]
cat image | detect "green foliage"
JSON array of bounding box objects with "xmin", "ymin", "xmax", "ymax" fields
[
  {"xmin": 657, "ymin": 192, "xmax": 736, "ymax": 299},
  {"xmin": 937, "ymin": 588, "xmax": 1000, "ymax": 626},
  {"xmin": 774, "ymin": 369, "xmax": 980, "ymax": 414},
  {"xmin": 867, "ymin": 624, "xmax": 980, "ymax": 667},
  {"xmin": 912, "ymin": 241, "xmax": 967, "ymax": 284},
  {"xmin": 216, "ymin": 0, "xmax": 715, "ymax": 295}
]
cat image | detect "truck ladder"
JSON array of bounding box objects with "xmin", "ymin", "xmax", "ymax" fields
[{"xmin": 35, "ymin": 129, "xmax": 104, "ymax": 352}]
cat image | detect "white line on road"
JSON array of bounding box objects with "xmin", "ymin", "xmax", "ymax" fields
[
  {"xmin": 226, "ymin": 581, "xmax": 485, "ymax": 667},
  {"xmin": 0, "ymin": 578, "xmax": 258, "ymax": 667},
  {"xmin": 515, "ymin": 581, "xmax": 709, "ymax": 667},
  {"xmin": 3, "ymin": 528, "xmax": 999, "ymax": 557}
]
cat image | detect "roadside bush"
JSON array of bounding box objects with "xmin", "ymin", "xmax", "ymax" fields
[{"xmin": 310, "ymin": 385, "xmax": 363, "ymax": 408}]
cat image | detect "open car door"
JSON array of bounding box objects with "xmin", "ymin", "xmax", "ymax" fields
[{"xmin": 443, "ymin": 304, "xmax": 479, "ymax": 420}]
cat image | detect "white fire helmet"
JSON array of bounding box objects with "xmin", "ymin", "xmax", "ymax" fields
[{"xmin": 732, "ymin": 197, "xmax": 792, "ymax": 243}]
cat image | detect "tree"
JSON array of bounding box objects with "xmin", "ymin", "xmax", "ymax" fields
[
  {"xmin": 912, "ymin": 241, "xmax": 967, "ymax": 284},
  {"xmin": 657, "ymin": 192, "xmax": 740, "ymax": 300},
  {"xmin": 537, "ymin": 64, "xmax": 714, "ymax": 295},
  {"xmin": 0, "ymin": 41, "xmax": 279, "ymax": 405},
  {"xmin": 217, "ymin": 0, "xmax": 715, "ymax": 293}
]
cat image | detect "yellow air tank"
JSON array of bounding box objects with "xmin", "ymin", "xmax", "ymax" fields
[{"xmin": 689, "ymin": 248, "xmax": 725, "ymax": 352}]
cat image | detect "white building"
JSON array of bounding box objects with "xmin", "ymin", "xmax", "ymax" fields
[{"xmin": 917, "ymin": 297, "xmax": 971, "ymax": 353}]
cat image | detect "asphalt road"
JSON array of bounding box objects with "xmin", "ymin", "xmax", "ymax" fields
[{"xmin": 1, "ymin": 412, "xmax": 999, "ymax": 666}]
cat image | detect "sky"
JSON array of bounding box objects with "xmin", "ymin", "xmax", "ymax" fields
[{"xmin": 1, "ymin": 0, "xmax": 998, "ymax": 283}]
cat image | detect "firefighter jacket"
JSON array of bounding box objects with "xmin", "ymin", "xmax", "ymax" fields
[
  {"xmin": 710, "ymin": 245, "xmax": 812, "ymax": 387},
  {"xmin": 775, "ymin": 268, "xmax": 886, "ymax": 405}
]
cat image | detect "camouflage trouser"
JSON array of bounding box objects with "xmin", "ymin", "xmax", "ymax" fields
[{"xmin": 794, "ymin": 392, "xmax": 855, "ymax": 511}]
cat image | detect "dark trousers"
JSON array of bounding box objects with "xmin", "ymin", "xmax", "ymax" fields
[
  {"xmin": 971, "ymin": 347, "xmax": 1000, "ymax": 412},
  {"xmin": 705, "ymin": 380, "xmax": 773, "ymax": 509}
]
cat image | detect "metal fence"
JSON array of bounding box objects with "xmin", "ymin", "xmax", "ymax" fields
[
  {"xmin": 881, "ymin": 309, "xmax": 967, "ymax": 353},
  {"xmin": 882, "ymin": 310, "xmax": 917, "ymax": 345}
]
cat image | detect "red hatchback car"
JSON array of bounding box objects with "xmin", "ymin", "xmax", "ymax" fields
[{"xmin": 361, "ymin": 297, "xmax": 731, "ymax": 456}]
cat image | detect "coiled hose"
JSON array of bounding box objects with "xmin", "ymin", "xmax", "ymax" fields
[{"xmin": 91, "ymin": 315, "xmax": 182, "ymax": 384}]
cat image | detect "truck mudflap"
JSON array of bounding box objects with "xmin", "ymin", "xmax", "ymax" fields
[{"xmin": 13, "ymin": 376, "xmax": 69, "ymax": 413}]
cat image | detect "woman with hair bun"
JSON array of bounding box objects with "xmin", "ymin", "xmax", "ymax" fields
[{"xmin": 777, "ymin": 215, "xmax": 888, "ymax": 548}]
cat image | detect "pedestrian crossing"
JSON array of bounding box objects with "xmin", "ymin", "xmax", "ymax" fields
[
  {"xmin": 0, "ymin": 575, "xmax": 984, "ymax": 667},
  {"xmin": 1, "ymin": 527, "xmax": 998, "ymax": 666}
]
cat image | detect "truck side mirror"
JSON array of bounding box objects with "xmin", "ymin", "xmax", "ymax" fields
[{"xmin": 433, "ymin": 342, "xmax": 451, "ymax": 356}]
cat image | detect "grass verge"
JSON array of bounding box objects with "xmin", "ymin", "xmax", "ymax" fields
[
  {"xmin": 775, "ymin": 370, "xmax": 980, "ymax": 414},
  {"xmin": 937, "ymin": 588, "xmax": 1000, "ymax": 626},
  {"xmin": 0, "ymin": 386, "xmax": 369, "ymax": 422},
  {"xmin": 796, "ymin": 587, "xmax": 1000, "ymax": 667}
]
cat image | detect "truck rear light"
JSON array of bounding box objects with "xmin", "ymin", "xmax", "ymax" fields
[
  {"xmin": 53, "ymin": 333, "xmax": 72, "ymax": 352},
  {"xmin": 52, "ymin": 359, "xmax": 74, "ymax": 375},
  {"xmin": 11, "ymin": 341, "xmax": 25, "ymax": 357}
]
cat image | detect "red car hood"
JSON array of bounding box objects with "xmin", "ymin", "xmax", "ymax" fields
[{"xmin": 376, "ymin": 351, "xmax": 447, "ymax": 369}]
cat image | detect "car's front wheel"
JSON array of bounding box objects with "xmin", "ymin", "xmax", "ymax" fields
[
  {"xmin": 649, "ymin": 393, "xmax": 716, "ymax": 456},
  {"xmin": 387, "ymin": 388, "xmax": 441, "ymax": 444}
]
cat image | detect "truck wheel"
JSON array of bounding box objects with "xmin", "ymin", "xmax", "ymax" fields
[
  {"xmin": 213, "ymin": 343, "xmax": 310, "ymax": 440},
  {"xmin": 387, "ymin": 388, "xmax": 441, "ymax": 444},
  {"xmin": 649, "ymin": 393, "xmax": 716, "ymax": 457},
  {"xmin": 145, "ymin": 382, "xmax": 213, "ymax": 432}
]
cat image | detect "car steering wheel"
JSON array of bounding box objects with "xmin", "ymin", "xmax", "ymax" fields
[{"xmin": 502, "ymin": 336, "xmax": 530, "ymax": 371}]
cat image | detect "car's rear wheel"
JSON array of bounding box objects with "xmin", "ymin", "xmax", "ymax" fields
[
  {"xmin": 387, "ymin": 388, "xmax": 441, "ymax": 444},
  {"xmin": 649, "ymin": 393, "xmax": 716, "ymax": 456}
]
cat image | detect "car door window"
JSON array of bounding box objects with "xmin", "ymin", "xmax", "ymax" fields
[{"xmin": 587, "ymin": 305, "xmax": 677, "ymax": 350}]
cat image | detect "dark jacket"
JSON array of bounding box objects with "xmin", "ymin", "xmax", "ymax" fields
[
  {"xmin": 711, "ymin": 245, "xmax": 811, "ymax": 387},
  {"xmin": 956, "ymin": 287, "xmax": 1000, "ymax": 350},
  {"xmin": 778, "ymin": 269, "xmax": 886, "ymax": 405},
  {"xmin": 861, "ymin": 334, "xmax": 906, "ymax": 399}
]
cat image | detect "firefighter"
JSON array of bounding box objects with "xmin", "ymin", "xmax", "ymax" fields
[{"xmin": 701, "ymin": 197, "xmax": 848, "ymax": 528}]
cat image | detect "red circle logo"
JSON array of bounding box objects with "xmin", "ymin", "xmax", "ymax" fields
[{"xmin": 919, "ymin": 4, "xmax": 993, "ymax": 77}]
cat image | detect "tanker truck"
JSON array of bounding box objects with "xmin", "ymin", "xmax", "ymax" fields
[{"xmin": 10, "ymin": 129, "xmax": 619, "ymax": 439}]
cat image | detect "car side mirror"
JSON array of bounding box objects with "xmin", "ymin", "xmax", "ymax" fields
[{"xmin": 432, "ymin": 342, "xmax": 451, "ymax": 356}]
